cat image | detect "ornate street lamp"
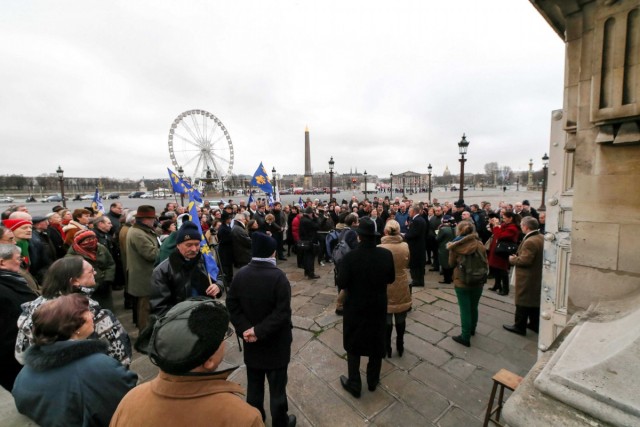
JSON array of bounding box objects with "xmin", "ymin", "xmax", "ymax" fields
[
  {"xmin": 177, "ymin": 165, "xmax": 185, "ymax": 206},
  {"xmin": 56, "ymin": 165, "xmax": 66, "ymax": 208},
  {"xmin": 457, "ymin": 133, "xmax": 469, "ymax": 202},
  {"xmin": 390, "ymin": 172, "xmax": 393, "ymax": 199},
  {"xmin": 328, "ymin": 157, "xmax": 335, "ymax": 203},
  {"xmin": 540, "ymin": 153, "xmax": 549, "ymax": 211},
  {"xmin": 427, "ymin": 163, "xmax": 433, "ymax": 203},
  {"xmin": 516, "ymin": 175, "xmax": 520, "ymax": 191},
  {"xmin": 272, "ymin": 166, "xmax": 277, "ymax": 200},
  {"xmin": 363, "ymin": 170, "xmax": 368, "ymax": 199}
]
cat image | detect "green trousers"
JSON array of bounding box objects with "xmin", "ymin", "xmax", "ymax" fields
[{"xmin": 455, "ymin": 287, "xmax": 483, "ymax": 340}]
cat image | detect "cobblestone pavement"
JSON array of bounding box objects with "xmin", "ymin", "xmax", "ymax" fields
[{"xmin": 1, "ymin": 256, "xmax": 538, "ymax": 427}]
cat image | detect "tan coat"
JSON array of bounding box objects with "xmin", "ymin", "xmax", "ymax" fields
[
  {"xmin": 509, "ymin": 231, "xmax": 544, "ymax": 307},
  {"xmin": 110, "ymin": 370, "xmax": 264, "ymax": 427},
  {"xmin": 378, "ymin": 235, "xmax": 412, "ymax": 314},
  {"xmin": 125, "ymin": 224, "xmax": 159, "ymax": 297}
]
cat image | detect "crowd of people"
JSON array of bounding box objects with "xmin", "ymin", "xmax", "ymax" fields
[{"xmin": 0, "ymin": 192, "xmax": 545, "ymax": 426}]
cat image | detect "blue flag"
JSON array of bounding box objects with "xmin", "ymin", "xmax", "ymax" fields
[
  {"xmin": 247, "ymin": 192, "xmax": 254, "ymax": 206},
  {"xmin": 268, "ymin": 193, "xmax": 274, "ymax": 207},
  {"xmin": 91, "ymin": 188, "xmax": 104, "ymax": 214},
  {"xmin": 186, "ymin": 197, "xmax": 219, "ymax": 281},
  {"xmin": 250, "ymin": 162, "xmax": 273, "ymax": 194},
  {"xmin": 167, "ymin": 168, "xmax": 202, "ymax": 203},
  {"xmin": 298, "ymin": 196, "xmax": 304, "ymax": 209}
]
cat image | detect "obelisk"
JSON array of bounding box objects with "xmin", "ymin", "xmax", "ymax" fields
[{"xmin": 304, "ymin": 125, "xmax": 312, "ymax": 190}]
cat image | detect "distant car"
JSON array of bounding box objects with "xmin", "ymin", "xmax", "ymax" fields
[
  {"xmin": 128, "ymin": 191, "xmax": 145, "ymax": 198},
  {"xmin": 106, "ymin": 193, "xmax": 120, "ymax": 199},
  {"xmin": 140, "ymin": 193, "xmax": 154, "ymax": 199},
  {"xmin": 80, "ymin": 194, "xmax": 94, "ymax": 200},
  {"xmin": 450, "ymin": 186, "xmax": 469, "ymax": 192},
  {"xmin": 42, "ymin": 195, "xmax": 66, "ymax": 203},
  {"xmin": 0, "ymin": 196, "xmax": 14, "ymax": 203}
]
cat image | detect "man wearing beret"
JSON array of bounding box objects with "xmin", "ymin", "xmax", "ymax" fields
[
  {"xmin": 227, "ymin": 232, "xmax": 296, "ymax": 427},
  {"xmin": 125, "ymin": 205, "xmax": 160, "ymax": 331},
  {"xmin": 150, "ymin": 221, "xmax": 223, "ymax": 316},
  {"xmin": 110, "ymin": 299, "xmax": 264, "ymax": 427}
]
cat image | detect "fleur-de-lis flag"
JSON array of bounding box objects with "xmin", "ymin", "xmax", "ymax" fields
[
  {"xmin": 167, "ymin": 168, "xmax": 202, "ymax": 203},
  {"xmin": 250, "ymin": 162, "xmax": 273, "ymax": 194}
]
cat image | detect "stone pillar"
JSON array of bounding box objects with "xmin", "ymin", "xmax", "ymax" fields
[
  {"xmin": 527, "ymin": 158, "xmax": 533, "ymax": 188},
  {"xmin": 304, "ymin": 126, "xmax": 312, "ymax": 190}
]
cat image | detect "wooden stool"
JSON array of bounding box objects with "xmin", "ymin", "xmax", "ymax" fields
[{"xmin": 483, "ymin": 369, "xmax": 523, "ymax": 427}]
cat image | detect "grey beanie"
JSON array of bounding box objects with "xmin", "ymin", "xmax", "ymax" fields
[{"xmin": 148, "ymin": 298, "xmax": 230, "ymax": 375}]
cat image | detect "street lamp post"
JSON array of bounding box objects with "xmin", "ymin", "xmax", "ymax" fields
[
  {"xmin": 516, "ymin": 175, "xmax": 520, "ymax": 191},
  {"xmin": 427, "ymin": 163, "xmax": 432, "ymax": 203},
  {"xmin": 56, "ymin": 166, "xmax": 66, "ymax": 208},
  {"xmin": 328, "ymin": 157, "xmax": 335, "ymax": 203},
  {"xmin": 540, "ymin": 153, "xmax": 549, "ymax": 211},
  {"xmin": 272, "ymin": 166, "xmax": 277, "ymax": 201},
  {"xmin": 457, "ymin": 133, "xmax": 469, "ymax": 202},
  {"xmin": 363, "ymin": 170, "xmax": 367, "ymax": 199},
  {"xmin": 177, "ymin": 166, "xmax": 185, "ymax": 206},
  {"xmin": 390, "ymin": 172, "xmax": 393, "ymax": 199}
]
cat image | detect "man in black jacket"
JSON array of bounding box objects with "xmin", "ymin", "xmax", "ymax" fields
[
  {"xmin": 227, "ymin": 232, "xmax": 296, "ymax": 427},
  {"xmin": 338, "ymin": 218, "xmax": 395, "ymax": 398},
  {"xmin": 299, "ymin": 207, "xmax": 320, "ymax": 279},
  {"xmin": 150, "ymin": 221, "xmax": 222, "ymax": 316},
  {"xmin": 404, "ymin": 204, "xmax": 427, "ymax": 287}
]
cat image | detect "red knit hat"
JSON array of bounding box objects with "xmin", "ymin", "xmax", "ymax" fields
[{"xmin": 2, "ymin": 218, "xmax": 32, "ymax": 231}]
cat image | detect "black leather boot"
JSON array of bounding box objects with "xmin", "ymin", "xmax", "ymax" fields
[
  {"xmin": 385, "ymin": 324, "xmax": 393, "ymax": 358},
  {"xmin": 395, "ymin": 322, "xmax": 406, "ymax": 357}
]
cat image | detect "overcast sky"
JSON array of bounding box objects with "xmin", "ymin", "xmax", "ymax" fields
[{"xmin": 0, "ymin": 0, "xmax": 564, "ymax": 181}]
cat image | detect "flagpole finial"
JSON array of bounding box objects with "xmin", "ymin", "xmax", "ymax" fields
[{"xmin": 305, "ymin": 125, "xmax": 309, "ymax": 133}]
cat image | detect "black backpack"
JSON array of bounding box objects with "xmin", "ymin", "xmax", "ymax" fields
[
  {"xmin": 459, "ymin": 248, "xmax": 489, "ymax": 286},
  {"xmin": 332, "ymin": 230, "xmax": 353, "ymax": 267}
]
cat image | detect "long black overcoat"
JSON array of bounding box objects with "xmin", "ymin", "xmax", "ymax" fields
[
  {"xmin": 227, "ymin": 260, "xmax": 293, "ymax": 370},
  {"xmin": 404, "ymin": 215, "xmax": 427, "ymax": 268},
  {"xmin": 338, "ymin": 241, "xmax": 395, "ymax": 357}
]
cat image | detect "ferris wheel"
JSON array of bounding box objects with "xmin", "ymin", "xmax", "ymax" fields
[{"xmin": 167, "ymin": 109, "xmax": 234, "ymax": 188}]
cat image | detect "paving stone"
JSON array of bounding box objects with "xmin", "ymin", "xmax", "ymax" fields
[
  {"xmin": 295, "ymin": 302, "xmax": 325, "ymax": 317},
  {"xmin": 292, "ymin": 314, "xmax": 315, "ymax": 330},
  {"xmin": 437, "ymin": 338, "xmax": 522, "ymax": 375},
  {"xmin": 406, "ymin": 321, "xmax": 446, "ymax": 345},
  {"xmin": 0, "ymin": 388, "xmax": 37, "ymax": 427},
  {"xmin": 317, "ymin": 326, "xmax": 344, "ymax": 354},
  {"xmin": 477, "ymin": 303, "xmax": 514, "ymax": 323},
  {"xmin": 411, "ymin": 362, "xmax": 487, "ymax": 417},
  {"xmin": 328, "ymin": 376, "xmax": 396, "ymax": 420},
  {"xmin": 382, "ymin": 370, "xmax": 450, "ymax": 422},
  {"xmin": 437, "ymin": 406, "xmax": 483, "ymax": 427},
  {"xmin": 292, "ymin": 328, "xmax": 315, "ymax": 355},
  {"xmin": 299, "ymin": 285, "xmax": 323, "ymax": 297},
  {"xmin": 404, "ymin": 334, "xmax": 452, "ymax": 366},
  {"xmin": 371, "ymin": 401, "xmax": 435, "ymax": 427},
  {"xmin": 410, "ymin": 309, "xmax": 455, "ymax": 333},
  {"xmin": 460, "ymin": 331, "xmax": 506, "ymax": 354},
  {"xmin": 433, "ymin": 299, "xmax": 460, "ymax": 314},
  {"xmin": 291, "ymin": 295, "xmax": 311, "ymax": 311},
  {"xmin": 464, "ymin": 366, "xmax": 497, "ymax": 393},
  {"xmin": 311, "ymin": 292, "xmax": 336, "ymax": 306},
  {"xmin": 430, "ymin": 308, "xmax": 462, "ymax": 326},
  {"xmin": 426, "ymin": 288, "xmax": 459, "ymax": 304},
  {"xmin": 487, "ymin": 327, "xmax": 538, "ymax": 350},
  {"xmin": 297, "ymin": 339, "xmax": 345, "ymax": 381},
  {"xmin": 314, "ymin": 311, "xmax": 343, "ymax": 328},
  {"xmin": 442, "ymin": 358, "xmax": 477, "ymax": 381},
  {"xmin": 130, "ymin": 355, "xmax": 160, "ymax": 383},
  {"xmin": 287, "ymin": 361, "xmax": 365, "ymax": 426},
  {"xmin": 383, "ymin": 351, "xmax": 421, "ymax": 371},
  {"xmin": 478, "ymin": 294, "xmax": 516, "ymax": 314},
  {"xmin": 412, "ymin": 290, "xmax": 438, "ymax": 304}
]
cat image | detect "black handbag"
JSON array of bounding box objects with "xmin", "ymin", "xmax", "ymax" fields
[{"xmin": 495, "ymin": 240, "xmax": 518, "ymax": 258}]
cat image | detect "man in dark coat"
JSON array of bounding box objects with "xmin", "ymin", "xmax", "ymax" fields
[
  {"xmin": 404, "ymin": 205, "xmax": 427, "ymax": 287},
  {"xmin": 428, "ymin": 205, "xmax": 443, "ymax": 271},
  {"xmin": 227, "ymin": 232, "xmax": 296, "ymax": 427},
  {"xmin": 216, "ymin": 211, "xmax": 234, "ymax": 286},
  {"xmin": 298, "ymin": 207, "xmax": 320, "ymax": 279},
  {"xmin": 231, "ymin": 213, "xmax": 252, "ymax": 269},
  {"xmin": 0, "ymin": 244, "xmax": 38, "ymax": 391},
  {"xmin": 150, "ymin": 221, "xmax": 223, "ymax": 316},
  {"xmin": 29, "ymin": 216, "xmax": 57, "ymax": 284},
  {"xmin": 338, "ymin": 218, "xmax": 395, "ymax": 398},
  {"xmin": 504, "ymin": 217, "xmax": 544, "ymax": 336}
]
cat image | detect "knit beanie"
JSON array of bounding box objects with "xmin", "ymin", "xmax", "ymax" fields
[
  {"xmin": 3, "ymin": 218, "xmax": 32, "ymax": 231},
  {"xmin": 251, "ymin": 232, "xmax": 277, "ymax": 258},
  {"xmin": 176, "ymin": 221, "xmax": 201, "ymax": 244}
]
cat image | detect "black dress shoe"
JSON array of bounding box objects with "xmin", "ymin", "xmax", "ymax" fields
[
  {"xmin": 306, "ymin": 274, "xmax": 321, "ymax": 279},
  {"xmin": 503, "ymin": 324, "xmax": 526, "ymax": 336},
  {"xmin": 368, "ymin": 382, "xmax": 378, "ymax": 392},
  {"xmin": 452, "ymin": 335, "xmax": 470, "ymax": 347},
  {"xmin": 527, "ymin": 324, "xmax": 539, "ymax": 334},
  {"xmin": 340, "ymin": 375, "xmax": 361, "ymax": 398},
  {"xmin": 497, "ymin": 290, "xmax": 509, "ymax": 296},
  {"xmin": 288, "ymin": 414, "xmax": 297, "ymax": 427},
  {"xmin": 335, "ymin": 308, "xmax": 344, "ymax": 316},
  {"xmin": 488, "ymin": 285, "xmax": 500, "ymax": 292}
]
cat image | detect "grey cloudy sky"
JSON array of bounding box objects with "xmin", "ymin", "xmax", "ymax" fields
[{"xmin": 0, "ymin": 0, "xmax": 564, "ymax": 181}]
